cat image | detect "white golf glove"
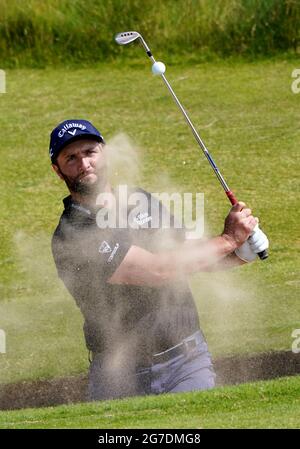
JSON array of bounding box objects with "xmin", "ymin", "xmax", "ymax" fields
[
  {"xmin": 248, "ymin": 225, "xmax": 269, "ymax": 253},
  {"xmin": 235, "ymin": 225, "xmax": 269, "ymax": 263}
]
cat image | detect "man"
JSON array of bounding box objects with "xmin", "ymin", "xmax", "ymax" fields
[{"xmin": 50, "ymin": 119, "xmax": 268, "ymax": 401}]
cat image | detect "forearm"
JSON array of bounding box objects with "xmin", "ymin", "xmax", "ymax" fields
[
  {"xmin": 109, "ymin": 201, "xmax": 262, "ymax": 287},
  {"xmin": 203, "ymin": 252, "xmax": 247, "ymax": 271},
  {"xmin": 183, "ymin": 238, "xmax": 248, "ymax": 271},
  {"xmin": 157, "ymin": 235, "xmax": 238, "ymax": 279},
  {"xmin": 108, "ymin": 235, "xmax": 239, "ymax": 286}
]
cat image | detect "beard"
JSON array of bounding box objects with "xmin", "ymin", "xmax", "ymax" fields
[{"xmin": 57, "ymin": 165, "xmax": 107, "ymax": 197}]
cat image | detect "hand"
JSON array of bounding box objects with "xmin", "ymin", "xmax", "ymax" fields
[
  {"xmin": 248, "ymin": 224, "xmax": 269, "ymax": 254},
  {"xmin": 235, "ymin": 225, "xmax": 269, "ymax": 262},
  {"xmin": 235, "ymin": 240, "xmax": 257, "ymax": 262},
  {"xmin": 222, "ymin": 202, "xmax": 257, "ymax": 251}
]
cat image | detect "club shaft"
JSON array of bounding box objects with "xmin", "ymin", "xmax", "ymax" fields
[
  {"xmin": 145, "ymin": 45, "xmax": 237, "ymax": 205},
  {"xmin": 161, "ymin": 74, "xmax": 231, "ymax": 193}
]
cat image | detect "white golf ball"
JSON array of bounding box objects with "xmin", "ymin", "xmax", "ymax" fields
[{"xmin": 152, "ymin": 61, "xmax": 166, "ymax": 75}]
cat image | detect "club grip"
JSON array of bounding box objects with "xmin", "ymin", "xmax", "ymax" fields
[
  {"xmin": 225, "ymin": 190, "xmax": 268, "ymax": 261},
  {"xmin": 226, "ymin": 190, "xmax": 238, "ymax": 205},
  {"xmin": 258, "ymin": 249, "xmax": 268, "ymax": 260}
]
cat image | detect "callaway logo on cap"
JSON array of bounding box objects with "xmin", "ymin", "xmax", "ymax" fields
[{"xmin": 49, "ymin": 119, "xmax": 105, "ymax": 163}]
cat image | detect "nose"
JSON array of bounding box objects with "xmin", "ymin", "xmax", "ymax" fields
[{"xmin": 79, "ymin": 156, "xmax": 91, "ymax": 171}]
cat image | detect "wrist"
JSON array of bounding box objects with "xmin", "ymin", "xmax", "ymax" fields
[
  {"xmin": 220, "ymin": 233, "xmax": 239, "ymax": 254},
  {"xmin": 235, "ymin": 241, "xmax": 257, "ymax": 263}
]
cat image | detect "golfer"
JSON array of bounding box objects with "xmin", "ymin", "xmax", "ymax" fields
[{"xmin": 50, "ymin": 119, "xmax": 268, "ymax": 400}]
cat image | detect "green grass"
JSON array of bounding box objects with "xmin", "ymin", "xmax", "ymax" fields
[
  {"xmin": 0, "ymin": 57, "xmax": 299, "ymax": 385},
  {"xmin": 0, "ymin": 376, "xmax": 299, "ymax": 428},
  {"xmin": 0, "ymin": 0, "xmax": 299, "ymax": 67}
]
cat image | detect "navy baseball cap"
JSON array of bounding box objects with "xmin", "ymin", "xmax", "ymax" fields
[{"xmin": 49, "ymin": 119, "xmax": 105, "ymax": 163}]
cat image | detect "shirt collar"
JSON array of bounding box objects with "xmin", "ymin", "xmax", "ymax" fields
[{"xmin": 63, "ymin": 195, "xmax": 92, "ymax": 217}]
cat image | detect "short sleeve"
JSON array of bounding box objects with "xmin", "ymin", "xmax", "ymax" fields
[{"xmin": 52, "ymin": 222, "xmax": 133, "ymax": 287}]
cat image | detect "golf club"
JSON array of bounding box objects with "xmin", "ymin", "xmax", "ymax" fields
[{"xmin": 115, "ymin": 31, "xmax": 268, "ymax": 260}]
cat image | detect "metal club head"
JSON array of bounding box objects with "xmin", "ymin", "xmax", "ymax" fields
[{"xmin": 115, "ymin": 31, "xmax": 141, "ymax": 46}]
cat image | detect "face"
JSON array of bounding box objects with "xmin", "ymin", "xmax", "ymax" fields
[{"xmin": 52, "ymin": 139, "xmax": 107, "ymax": 196}]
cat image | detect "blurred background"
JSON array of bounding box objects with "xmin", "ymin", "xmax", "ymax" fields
[{"xmin": 0, "ymin": 0, "xmax": 299, "ymax": 68}]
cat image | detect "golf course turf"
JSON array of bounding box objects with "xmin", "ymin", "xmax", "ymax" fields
[{"xmin": 0, "ymin": 57, "xmax": 299, "ymax": 427}]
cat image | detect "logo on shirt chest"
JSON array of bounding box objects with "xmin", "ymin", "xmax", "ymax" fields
[
  {"xmin": 99, "ymin": 241, "xmax": 120, "ymax": 263},
  {"xmin": 99, "ymin": 241, "xmax": 112, "ymax": 253}
]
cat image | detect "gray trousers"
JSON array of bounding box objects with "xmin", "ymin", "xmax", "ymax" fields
[{"xmin": 88, "ymin": 331, "xmax": 216, "ymax": 401}]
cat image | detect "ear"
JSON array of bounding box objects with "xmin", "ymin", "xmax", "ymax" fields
[{"xmin": 52, "ymin": 163, "xmax": 64, "ymax": 181}]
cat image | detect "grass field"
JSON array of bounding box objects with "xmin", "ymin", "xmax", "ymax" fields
[
  {"xmin": 0, "ymin": 376, "xmax": 299, "ymax": 428},
  {"xmin": 1, "ymin": 0, "xmax": 299, "ymax": 67},
  {"xmin": 0, "ymin": 56, "xmax": 299, "ymax": 388}
]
